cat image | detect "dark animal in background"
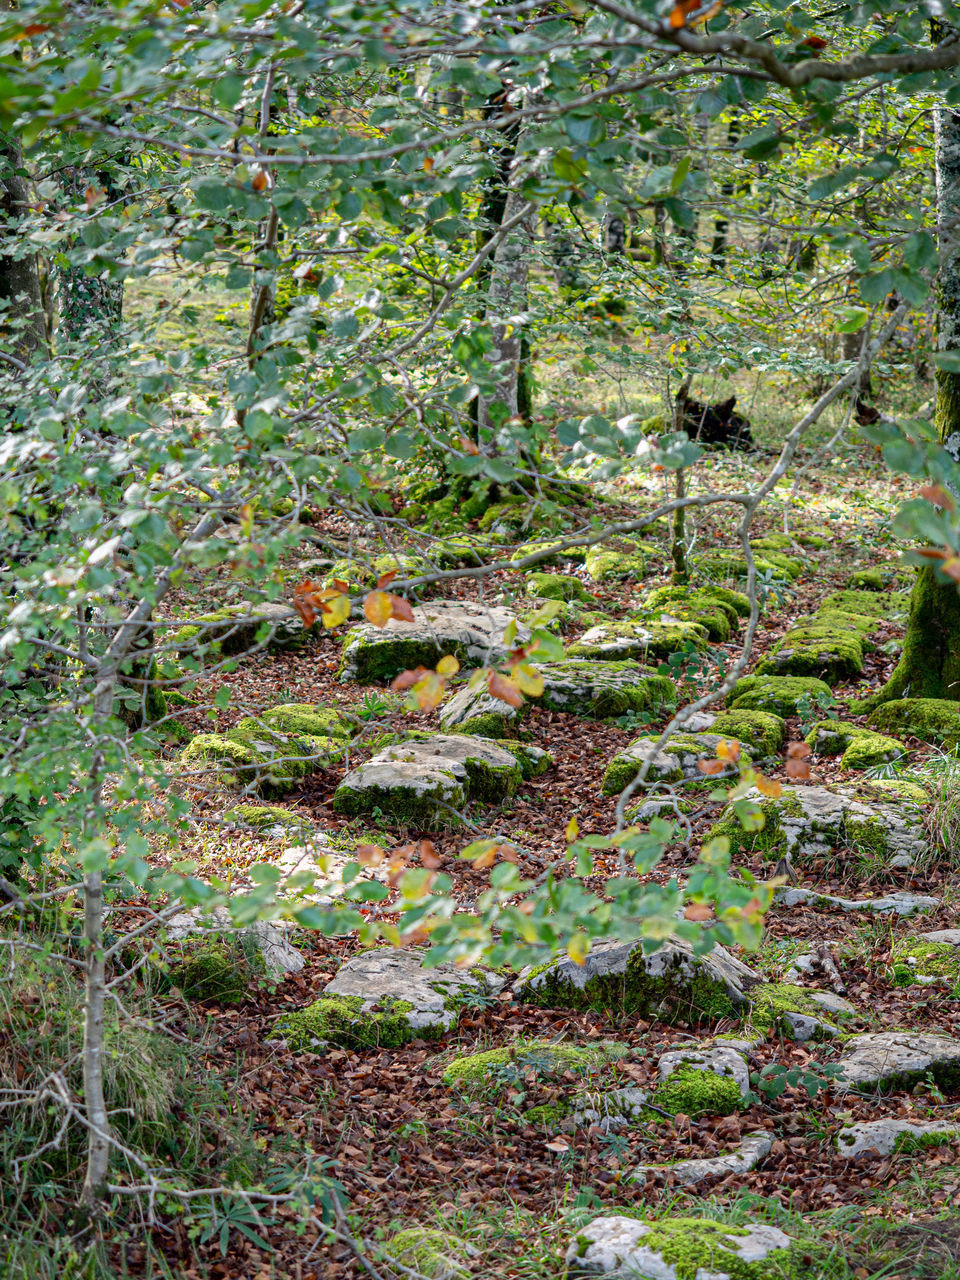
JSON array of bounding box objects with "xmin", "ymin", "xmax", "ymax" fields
[{"xmin": 677, "ymin": 390, "xmax": 756, "ymax": 452}]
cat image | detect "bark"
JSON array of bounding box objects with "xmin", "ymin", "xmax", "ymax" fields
[
  {"xmin": 476, "ymin": 187, "xmax": 536, "ymax": 436},
  {"xmin": 865, "ymin": 46, "xmax": 960, "ymax": 710},
  {"xmin": 0, "ymin": 133, "xmax": 47, "ymax": 359}
]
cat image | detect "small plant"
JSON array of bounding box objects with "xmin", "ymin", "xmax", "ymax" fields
[
  {"xmin": 795, "ymin": 689, "xmax": 839, "ymax": 734},
  {"xmin": 749, "ymin": 1061, "xmax": 844, "ymax": 1103},
  {"xmin": 356, "ymin": 690, "xmax": 393, "ymax": 721}
]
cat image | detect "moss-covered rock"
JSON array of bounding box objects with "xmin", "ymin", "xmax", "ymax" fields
[
  {"xmin": 567, "ymin": 617, "xmax": 707, "ymax": 661},
  {"xmin": 868, "ymin": 697, "xmax": 960, "ymax": 747},
  {"xmin": 746, "ymin": 982, "xmax": 856, "ymax": 1040},
  {"xmin": 709, "ymin": 710, "xmax": 786, "ymax": 757},
  {"xmin": 498, "ymin": 740, "xmax": 553, "ymax": 778},
  {"xmin": 756, "ymin": 623, "xmax": 863, "ymax": 683},
  {"xmin": 643, "ymin": 586, "xmax": 739, "ymax": 643},
  {"xmin": 696, "ymin": 550, "xmax": 802, "ymax": 581},
  {"xmin": 222, "ymin": 804, "xmax": 310, "ymax": 832},
  {"xmin": 822, "ymin": 588, "xmax": 906, "ymax": 618},
  {"xmin": 645, "ymin": 585, "xmax": 747, "ymax": 623},
  {"xmin": 536, "ymin": 660, "xmax": 676, "ymax": 719},
  {"xmin": 442, "ymin": 1039, "xmax": 629, "ymax": 1091},
  {"xmin": 584, "ymin": 540, "xmax": 656, "ymax": 582},
  {"xmin": 382, "ymin": 1228, "xmax": 469, "ymax": 1279},
  {"xmin": 653, "ymin": 1066, "xmax": 743, "ymax": 1117},
  {"xmin": 163, "ymin": 938, "xmax": 253, "ymax": 1005},
  {"xmin": 277, "ymin": 994, "xmax": 429, "ymax": 1051},
  {"xmin": 602, "ymin": 732, "xmax": 748, "ymax": 796},
  {"xmin": 170, "ymin": 603, "xmax": 304, "ymax": 656},
  {"xmin": 567, "ymin": 1216, "xmax": 797, "ymax": 1279},
  {"xmin": 890, "ymin": 933, "xmax": 960, "ymax": 992},
  {"xmin": 338, "ymin": 601, "xmax": 522, "ymax": 683},
  {"xmin": 181, "ymin": 729, "xmax": 345, "ymax": 799},
  {"xmin": 510, "ymin": 536, "xmax": 590, "ymax": 566},
  {"xmin": 804, "ymin": 721, "xmax": 905, "ymax": 769},
  {"xmin": 238, "ymin": 703, "xmax": 354, "ymax": 740},
  {"xmin": 726, "ymin": 675, "xmax": 832, "ymax": 717},
  {"xmin": 525, "ymin": 571, "xmax": 593, "ymax": 602},
  {"xmin": 848, "ymin": 567, "xmax": 888, "ymax": 590}
]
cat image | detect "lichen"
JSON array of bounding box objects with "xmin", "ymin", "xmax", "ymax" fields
[
  {"xmin": 710, "ymin": 710, "xmax": 786, "ymax": 756},
  {"xmin": 652, "ymin": 1066, "xmax": 743, "ymax": 1118},
  {"xmin": 277, "ymin": 994, "xmax": 428, "ymax": 1051}
]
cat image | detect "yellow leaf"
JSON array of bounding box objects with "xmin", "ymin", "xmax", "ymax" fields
[
  {"xmin": 319, "ymin": 591, "xmax": 350, "ymax": 629},
  {"xmin": 567, "ymin": 932, "xmax": 590, "ymax": 965},
  {"xmin": 414, "ymin": 672, "xmax": 445, "ymax": 711},
  {"xmin": 756, "ymin": 775, "xmax": 783, "ymax": 799},
  {"xmin": 363, "ymin": 589, "xmax": 393, "ymax": 627},
  {"xmin": 436, "ymin": 654, "xmax": 460, "ymax": 677},
  {"xmin": 565, "ymin": 815, "xmax": 579, "ymax": 842},
  {"xmin": 715, "ymin": 738, "xmax": 741, "ymax": 763},
  {"xmin": 513, "ymin": 662, "xmax": 544, "ymax": 697}
]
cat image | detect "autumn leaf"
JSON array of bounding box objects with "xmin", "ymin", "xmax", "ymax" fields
[
  {"xmin": 756, "ymin": 775, "xmax": 783, "ymax": 799},
  {"xmin": 920, "ymin": 484, "xmax": 956, "ymax": 512},
  {"xmin": 458, "ymin": 436, "xmax": 480, "ymax": 456},
  {"xmin": 418, "ymin": 840, "xmax": 443, "ymax": 869},
  {"xmin": 423, "ymin": 156, "xmax": 434, "ymax": 172},
  {"xmin": 84, "ymin": 185, "xmax": 104, "ymax": 210},
  {"xmin": 377, "ymin": 570, "xmax": 398, "ymax": 589},
  {"xmin": 292, "ymin": 578, "xmax": 320, "ymax": 627},
  {"xmin": 512, "ymin": 661, "xmax": 544, "ymax": 697},
  {"xmin": 390, "ymin": 595, "xmax": 416, "ymax": 623},
  {"xmin": 567, "ymin": 933, "xmax": 590, "ymax": 965},
  {"xmin": 471, "ymin": 844, "xmax": 498, "ymax": 869},
  {"xmin": 785, "ymin": 740, "xmax": 812, "ymax": 781},
  {"xmin": 436, "ymin": 654, "xmax": 460, "ymax": 677},
  {"xmin": 318, "ymin": 590, "xmax": 350, "ymax": 629},
  {"xmin": 565, "ymin": 815, "xmax": 579, "ymax": 842},
  {"xmin": 697, "ymin": 758, "xmax": 725, "ymax": 775},
  {"xmin": 357, "ymin": 843, "xmax": 386, "ymax": 866},
  {"xmin": 715, "ymin": 738, "xmax": 740, "ymax": 763},
  {"xmin": 488, "ymin": 670, "xmax": 523, "ymax": 707},
  {"xmin": 252, "ymin": 170, "xmax": 268, "ymax": 191},
  {"xmin": 391, "ymin": 666, "xmax": 431, "ymax": 691},
  {"xmin": 364, "ymin": 590, "xmax": 393, "ymax": 627},
  {"xmin": 942, "ymin": 557, "xmax": 960, "ymax": 584}
]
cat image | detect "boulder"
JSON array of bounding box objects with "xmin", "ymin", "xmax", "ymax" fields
[
  {"xmin": 835, "ymin": 1031, "xmax": 960, "ymax": 1092},
  {"xmin": 602, "ymin": 732, "xmax": 746, "ymax": 796},
  {"xmin": 332, "ymin": 733, "xmax": 521, "ymax": 824},
  {"xmin": 837, "ymin": 1115, "xmax": 960, "ymax": 1157},
  {"xmin": 747, "ymin": 982, "xmax": 857, "ymax": 1041},
  {"xmin": 868, "ymin": 697, "xmax": 960, "ymax": 748},
  {"xmin": 338, "ymin": 601, "xmax": 528, "ymax": 683},
  {"xmin": 171, "ymin": 601, "xmax": 306, "ymax": 656},
  {"xmin": 567, "ymin": 618, "xmax": 707, "ymax": 661},
  {"xmin": 657, "ymin": 1046, "xmax": 750, "ymax": 1098},
  {"xmin": 634, "ymin": 1132, "xmax": 774, "ymax": 1188},
  {"xmin": 890, "ymin": 929, "xmax": 960, "ymax": 988},
  {"xmin": 444, "ymin": 1039, "xmax": 629, "ymax": 1092},
  {"xmin": 569, "ymin": 1087, "xmax": 650, "ymax": 1133},
  {"xmin": 778, "ymin": 887, "xmax": 938, "ymax": 916},
  {"xmin": 726, "ymin": 675, "xmax": 832, "ymax": 717},
  {"xmin": 180, "ymin": 727, "xmax": 346, "ymax": 799},
  {"xmin": 567, "ymin": 1215, "xmax": 791, "ymax": 1278},
  {"xmin": 514, "ymin": 937, "xmax": 758, "ymax": 1023},
  {"xmin": 162, "ymin": 907, "xmax": 305, "ymax": 980}
]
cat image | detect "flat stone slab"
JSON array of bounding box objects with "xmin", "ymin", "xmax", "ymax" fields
[
  {"xmin": 836, "ymin": 1031, "xmax": 960, "ymax": 1091},
  {"xmin": 324, "ymin": 948, "xmax": 504, "ymax": 1034},
  {"xmin": 567, "ymin": 1214, "xmax": 790, "ymax": 1277},
  {"xmin": 837, "ymin": 1115, "xmax": 960, "ymax": 1157},
  {"xmin": 338, "ymin": 601, "xmax": 527, "ymax": 682},
  {"xmin": 657, "ymin": 1046, "xmax": 750, "ymax": 1098},
  {"xmin": 567, "ymin": 618, "xmax": 705, "ymax": 661},
  {"xmin": 163, "ymin": 907, "xmax": 304, "ymax": 979},
  {"xmin": 332, "ymin": 733, "xmax": 520, "ymax": 825},
  {"xmin": 634, "ymin": 1131, "xmax": 773, "ymax": 1187},
  {"xmin": 515, "ymin": 937, "xmax": 758, "ymax": 1023},
  {"xmin": 777, "ymin": 887, "xmax": 939, "ymax": 916}
]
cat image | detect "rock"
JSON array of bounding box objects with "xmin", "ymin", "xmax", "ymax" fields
[
  {"xmin": 777, "ymin": 887, "xmax": 939, "ymax": 916},
  {"xmin": 706, "ymin": 784, "xmax": 930, "ymax": 867},
  {"xmin": 684, "ymin": 711, "xmax": 717, "ymax": 731},
  {"xmin": 567, "ymin": 618, "xmax": 707, "ymax": 661},
  {"xmin": 602, "ymin": 732, "xmax": 746, "ymax": 796},
  {"xmin": 443, "ymin": 1039, "xmax": 629, "ymax": 1091},
  {"xmin": 747, "ymin": 982, "xmax": 857, "ymax": 1041},
  {"xmin": 835, "ymin": 1031, "xmax": 960, "ymax": 1091},
  {"xmin": 514, "ymin": 937, "xmax": 758, "ymax": 1024},
  {"xmin": 867, "ymin": 697, "xmax": 960, "ymax": 748},
  {"xmin": 170, "ymin": 601, "xmax": 307, "ymax": 656},
  {"xmin": 332, "ymin": 733, "xmax": 521, "ymax": 824},
  {"xmin": 222, "ymin": 803, "xmax": 314, "ymax": 836},
  {"xmin": 525, "ymin": 571, "xmax": 593, "ymax": 602},
  {"xmin": 338, "ymin": 601, "xmax": 528, "ymax": 683},
  {"xmin": 837, "ymin": 1115, "xmax": 960, "ymax": 1157},
  {"xmin": 440, "ymin": 660, "xmax": 676, "ymax": 726},
  {"xmin": 180, "ymin": 728, "xmax": 346, "ymax": 799},
  {"xmin": 657, "ymin": 1046, "xmax": 750, "ymax": 1098},
  {"xmin": 890, "ymin": 930, "xmax": 960, "ymax": 988},
  {"xmin": 709, "ymin": 709, "xmax": 786, "ymax": 756},
  {"xmin": 633, "ymin": 1132, "xmax": 775, "ymax": 1188},
  {"xmin": 804, "ymin": 720, "xmax": 905, "ymax": 770},
  {"xmin": 583, "ymin": 539, "xmax": 656, "ymax": 582},
  {"xmin": 324, "ymin": 948, "xmax": 503, "ymax": 1032},
  {"xmin": 163, "ymin": 907, "xmax": 305, "ymax": 980},
  {"xmin": 756, "ymin": 620, "xmax": 865, "ymax": 683},
  {"xmin": 570, "ymin": 1086, "xmax": 650, "ymax": 1133},
  {"xmin": 643, "ymin": 586, "xmax": 746, "ymax": 643},
  {"xmin": 726, "ymin": 675, "xmax": 832, "ymax": 717},
  {"xmin": 567, "ymin": 1215, "xmax": 791, "ymax": 1277}
]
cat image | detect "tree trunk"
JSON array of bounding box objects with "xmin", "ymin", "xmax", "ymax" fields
[
  {"xmin": 476, "ymin": 187, "xmax": 535, "ymax": 437},
  {"xmin": 0, "ymin": 133, "xmax": 47, "ymax": 360},
  {"xmin": 863, "ymin": 55, "xmax": 960, "ymax": 709}
]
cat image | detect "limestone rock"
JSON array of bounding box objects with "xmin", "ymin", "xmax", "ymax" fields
[
  {"xmin": 439, "ymin": 685, "xmax": 519, "ymax": 736},
  {"xmin": 835, "ymin": 1031, "xmax": 960, "ymax": 1092},
  {"xmin": 567, "ymin": 618, "xmax": 706, "ymax": 661},
  {"xmin": 837, "ymin": 1115, "xmax": 960, "ymax": 1157},
  {"xmin": 514, "ymin": 937, "xmax": 758, "ymax": 1023},
  {"xmin": 333, "ymin": 733, "xmax": 520, "ymax": 824},
  {"xmin": 171, "ymin": 601, "xmax": 306, "ymax": 656},
  {"xmin": 634, "ymin": 1131, "xmax": 774, "ymax": 1187},
  {"xmin": 778, "ymin": 887, "xmax": 939, "ymax": 916},
  {"xmin": 323, "ymin": 947, "xmax": 504, "ymax": 1035},
  {"xmin": 570, "ymin": 1087, "xmax": 650, "ymax": 1133},
  {"xmin": 657, "ymin": 1046, "xmax": 750, "ymax": 1098},
  {"xmin": 567, "ymin": 1215, "xmax": 790, "ymax": 1277},
  {"xmin": 163, "ymin": 907, "xmax": 304, "ymax": 980},
  {"xmin": 338, "ymin": 601, "xmax": 527, "ymax": 683},
  {"xmin": 602, "ymin": 732, "xmax": 746, "ymax": 796}
]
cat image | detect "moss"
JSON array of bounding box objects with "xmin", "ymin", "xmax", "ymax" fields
[
  {"xmin": 613, "ymin": 1217, "xmax": 796, "ymax": 1280},
  {"xmin": 525, "ymin": 571, "xmax": 592, "ymax": 602},
  {"xmin": 277, "ymin": 994, "xmax": 429, "ymax": 1051},
  {"xmin": 518, "ymin": 946, "xmax": 737, "ymax": 1024},
  {"xmin": 704, "ymin": 792, "xmax": 803, "ymax": 861},
  {"xmin": 223, "ymin": 804, "xmax": 308, "ymax": 831},
  {"xmin": 752, "ymin": 533, "xmax": 794, "ymax": 551},
  {"xmin": 498, "ymin": 740, "xmax": 553, "ymax": 778},
  {"xmin": 584, "ymin": 540, "xmax": 656, "ymax": 582},
  {"xmin": 867, "ymin": 697, "xmax": 960, "ymax": 747},
  {"xmin": 239, "ymin": 704, "xmax": 353, "ymax": 740},
  {"xmin": 524, "ymin": 1102, "xmax": 571, "ymax": 1126},
  {"xmin": 645, "ymin": 586, "xmax": 743, "ymax": 626},
  {"xmin": 169, "ymin": 605, "xmax": 278, "ymax": 657},
  {"xmin": 643, "ymin": 587, "xmax": 734, "ymax": 643},
  {"xmin": 710, "ymin": 710, "xmax": 786, "ymax": 756},
  {"xmin": 459, "ymin": 753, "xmax": 522, "ymax": 803},
  {"xmin": 182, "ymin": 730, "xmax": 345, "ymax": 798},
  {"xmin": 567, "ymin": 617, "xmax": 707, "ymax": 661},
  {"xmin": 746, "ymin": 982, "xmax": 852, "ymax": 1039},
  {"xmin": 841, "ymin": 732, "xmax": 905, "ymax": 770},
  {"xmin": 164, "ymin": 939, "xmax": 251, "ymax": 1005},
  {"xmin": 854, "ymin": 778, "xmax": 929, "ymax": 804},
  {"xmin": 383, "ymin": 1228, "xmax": 469, "ymax": 1279},
  {"xmin": 848, "ymin": 567, "xmax": 887, "ymax": 590},
  {"xmin": 601, "ymin": 744, "xmax": 684, "ymax": 796},
  {"xmin": 332, "ymin": 770, "xmax": 466, "ymax": 824},
  {"xmin": 815, "ymin": 608, "xmax": 881, "ymax": 636},
  {"xmin": 890, "ymin": 939, "xmax": 960, "ymax": 990},
  {"xmin": 892, "ymin": 1127, "xmax": 960, "ymax": 1152},
  {"xmin": 371, "ymin": 552, "xmax": 430, "ymax": 581},
  {"xmin": 432, "ymin": 535, "xmax": 487, "ymax": 568},
  {"xmin": 822, "ymin": 588, "xmax": 903, "ymax": 618},
  {"xmin": 696, "ymin": 551, "xmax": 801, "ymax": 581},
  {"xmin": 757, "ymin": 624, "xmax": 864, "ymax": 682},
  {"xmin": 442, "ymin": 1039, "xmax": 628, "ymax": 1090},
  {"xmin": 510, "ymin": 537, "xmax": 589, "ymax": 566},
  {"xmin": 727, "ymin": 675, "xmax": 832, "ymax": 717},
  {"xmin": 857, "ymin": 567, "xmax": 960, "ymax": 710},
  {"xmin": 452, "ymin": 709, "xmax": 521, "ymax": 739},
  {"xmin": 652, "ymin": 1066, "xmax": 743, "ymax": 1118},
  {"xmin": 339, "ymin": 634, "xmax": 467, "ymax": 684},
  {"xmin": 536, "ymin": 661, "xmax": 676, "ymax": 720}
]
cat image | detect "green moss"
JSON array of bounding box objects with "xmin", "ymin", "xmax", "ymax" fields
[
  {"xmin": 643, "ymin": 587, "xmax": 734, "ymax": 642},
  {"xmin": 867, "ymin": 697, "xmax": 960, "ymax": 747},
  {"xmin": 567, "ymin": 617, "xmax": 707, "ymax": 660},
  {"xmin": 815, "ymin": 608, "xmax": 881, "ymax": 636},
  {"xmin": 746, "ymin": 982, "xmax": 852, "ymax": 1039},
  {"xmin": 523, "ymin": 1102, "xmax": 570, "ymax": 1126},
  {"xmin": 584, "ymin": 540, "xmax": 656, "ymax": 582},
  {"xmin": 601, "ymin": 743, "xmax": 684, "ymax": 796},
  {"xmin": 890, "ymin": 939, "xmax": 960, "ymax": 990},
  {"xmin": 432, "ymin": 535, "xmax": 487, "ymax": 568},
  {"xmin": 383, "ymin": 1228, "xmax": 469, "ymax": 1279},
  {"xmin": 371, "ymin": 552, "xmax": 430, "ymax": 581},
  {"xmin": 892, "ymin": 1127, "xmax": 960, "ymax": 1152},
  {"xmin": 653, "ymin": 1066, "xmax": 743, "ymax": 1118},
  {"xmin": 498, "ymin": 740, "xmax": 553, "ymax": 778},
  {"xmin": 727, "ymin": 675, "xmax": 832, "ymax": 717},
  {"xmin": 696, "ymin": 552, "xmax": 800, "ymax": 582},
  {"xmin": 857, "ymin": 568, "xmax": 960, "ymax": 711},
  {"xmin": 704, "ymin": 792, "xmax": 803, "ymax": 861},
  {"xmin": 752, "ymin": 533, "xmax": 794, "ymax": 551},
  {"xmin": 614, "ymin": 1217, "xmax": 796, "ymax": 1280},
  {"xmin": 339, "ymin": 634, "xmax": 467, "ymax": 684},
  {"xmin": 518, "ymin": 946, "xmax": 737, "ymax": 1024},
  {"xmin": 841, "ymin": 732, "xmax": 905, "ymax": 770},
  {"xmin": 510, "ymin": 536, "xmax": 589, "ymax": 566},
  {"xmin": 848, "ymin": 567, "xmax": 887, "ymax": 590},
  {"xmin": 645, "ymin": 586, "xmax": 743, "ymax": 626},
  {"xmin": 442, "ymin": 1039, "xmax": 628, "ymax": 1090},
  {"xmin": 536, "ymin": 662, "xmax": 676, "ymax": 720},
  {"xmin": 822, "ymin": 588, "xmax": 903, "ymax": 618},
  {"xmin": 182, "ymin": 730, "xmax": 345, "ymax": 798},
  {"xmin": 710, "ymin": 710, "xmax": 786, "ymax": 756},
  {"xmin": 854, "ymin": 778, "xmax": 929, "ymax": 804},
  {"xmin": 164, "ymin": 939, "xmax": 251, "ymax": 1005},
  {"xmin": 757, "ymin": 624, "xmax": 863, "ymax": 682},
  {"xmin": 277, "ymin": 994, "xmax": 429, "ymax": 1051},
  {"xmin": 239, "ymin": 703, "xmax": 353, "ymax": 740},
  {"xmin": 525, "ymin": 571, "xmax": 592, "ymax": 602},
  {"xmin": 223, "ymin": 804, "xmax": 309, "ymax": 831},
  {"xmin": 332, "ymin": 770, "xmax": 466, "ymax": 824},
  {"xmin": 169, "ymin": 605, "xmax": 288, "ymax": 657}
]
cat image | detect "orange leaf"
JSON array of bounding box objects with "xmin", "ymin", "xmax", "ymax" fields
[
  {"xmin": 252, "ymin": 170, "xmax": 268, "ymax": 192},
  {"xmin": 357, "ymin": 843, "xmax": 386, "ymax": 866},
  {"xmin": 715, "ymin": 738, "xmax": 741, "ymax": 763},
  {"xmin": 391, "ymin": 666, "xmax": 431, "ymax": 691},
  {"xmin": 364, "ymin": 590, "xmax": 393, "ymax": 627},
  {"xmin": 921, "ymin": 484, "xmax": 956, "ymax": 513},
  {"xmin": 377, "ymin": 570, "xmax": 398, "ymax": 589},
  {"xmin": 488, "ymin": 671, "xmax": 523, "ymax": 708},
  {"xmin": 390, "ymin": 594, "xmax": 416, "ymax": 623},
  {"xmin": 756, "ymin": 775, "xmax": 783, "ymax": 798},
  {"xmin": 458, "ymin": 436, "xmax": 480, "ymax": 456},
  {"xmin": 22, "ymin": 22, "xmax": 50, "ymax": 35},
  {"xmin": 418, "ymin": 840, "xmax": 442, "ymax": 869},
  {"xmin": 292, "ymin": 578, "xmax": 319, "ymax": 628},
  {"xmin": 697, "ymin": 758, "xmax": 725, "ymax": 775},
  {"xmin": 684, "ymin": 903, "xmax": 714, "ymax": 921},
  {"xmin": 423, "ymin": 156, "xmax": 434, "ymax": 173},
  {"xmin": 915, "ymin": 547, "xmax": 949, "ymax": 561},
  {"xmin": 471, "ymin": 845, "xmax": 498, "ymax": 869},
  {"xmin": 414, "ymin": 671, "xmax": 445, "ymax": 711},
  {"xmin": 84, "ymin": 185, "xmax": 103, "ymax": 210}
]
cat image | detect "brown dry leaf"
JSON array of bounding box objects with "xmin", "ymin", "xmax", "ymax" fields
[
  {"xmin": 252, "ymin": 170, "xmax": 268, "ymax": 191},
  {"xmin": 697, "ymin": 758, "xmax": 725, "ymax": 775},
  {"xmin": 488, "ymin": 670, "xmax": 523, "ymax": 708},
  {"xmin": 418, "ymin": 840, "xmax": 443, "ymax": 869},
  {"xmin": 377, "ymin": 570, "xmax": 397, "ymax": 589},
  {"xmin": 357, "ymin": 844, "xmax": 386, "ymax": 866},
  {"xmin": 390, "ymin": 595, "xmax": 416, "ymax": 623},
  {"xmin": 684, "ymin": 903, "xmax": 714, "ymax": 921},
  {"xmin": 920, "ymin": 483, "xmax": 956, "ymax": 512},
  {"xmin": 292, "ymin": 578, "xmax": 320, "ymax": 627},
  {"xmin": 785, "ymin": 740, "xmax": 812, "ymax": 780}
]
